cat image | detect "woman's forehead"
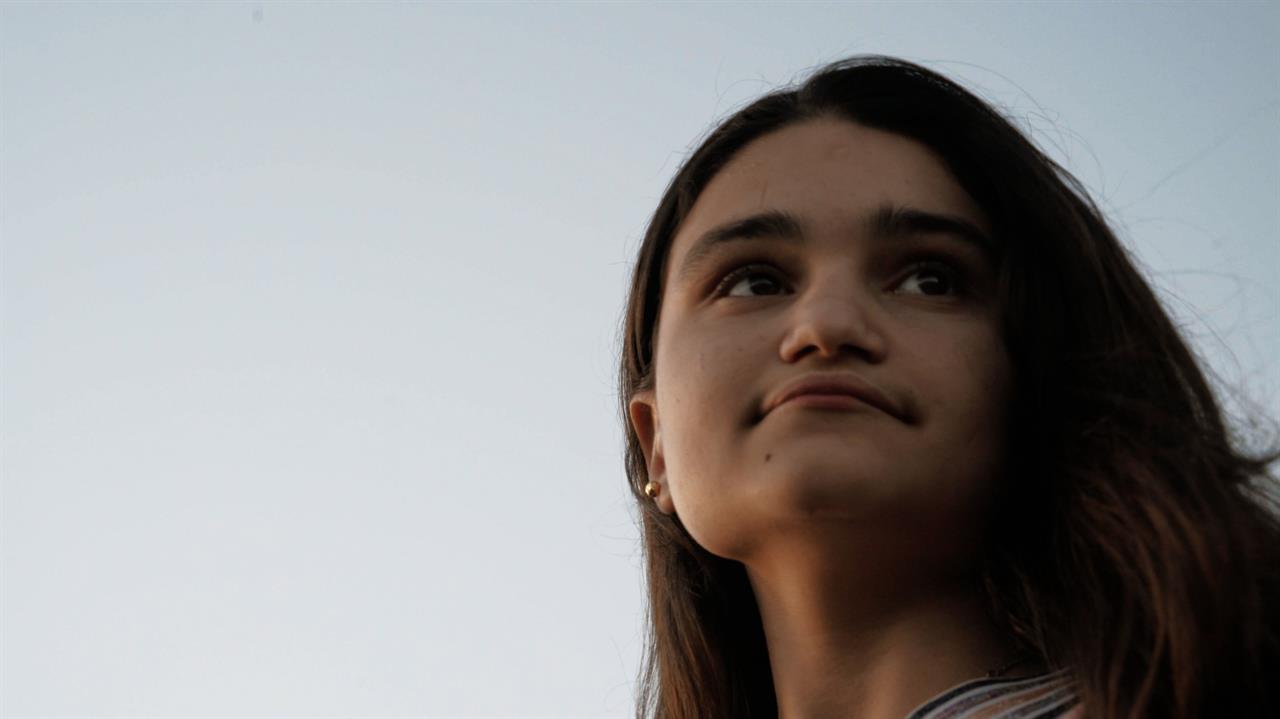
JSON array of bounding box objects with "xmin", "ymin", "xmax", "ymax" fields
[{"xmin": 676, "ymin": 118, "xmax": 991, "ymax": 252}]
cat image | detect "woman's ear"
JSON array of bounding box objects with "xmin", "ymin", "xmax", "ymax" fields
[{"xmin": 628, "ymin": 389, "xmax": 675, "ymax": 515}]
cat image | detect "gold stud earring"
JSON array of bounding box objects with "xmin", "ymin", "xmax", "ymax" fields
[{"xmin": 643, "ymin": 481, "xmax": 660, "ymax": 499}]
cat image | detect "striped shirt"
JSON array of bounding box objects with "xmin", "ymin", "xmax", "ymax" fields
[{"xmin": 906, "ymin": 669, "xmax": 1082, "ymax": 719}]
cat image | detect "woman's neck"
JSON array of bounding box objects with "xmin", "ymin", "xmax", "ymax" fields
[{"xmin": 745, "ymin": 538, "xmax": 1028, "ymax": 719}]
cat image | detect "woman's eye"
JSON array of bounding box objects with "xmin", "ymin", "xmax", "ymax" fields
[
  {"xmin": 712, "ymin": 260, "xmax": 965, "ymax": 299},
  {"xmin": 713, "ymin": 264, "xmax": 788, "ymax": 298},
  {"xmin": 896, "ymin": 261, "xmax": 963, "ymax": 297}
]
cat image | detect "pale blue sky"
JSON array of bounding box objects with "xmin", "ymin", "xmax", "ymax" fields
[{"xmin": 3, "ymin": 2, "xmax": 1277, "ymax": 716}]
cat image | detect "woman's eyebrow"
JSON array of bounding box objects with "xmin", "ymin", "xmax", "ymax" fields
[
  {"xmin": 673, "ymin": 203, "xmax": 997, "ymax": 286},
  {"xmin": 877, "ymin": 205, "xmax": 997, "ymax": 259},
  {"xmin": 674, "ymin": 210, "xmax": 805, "ymax": 286}
]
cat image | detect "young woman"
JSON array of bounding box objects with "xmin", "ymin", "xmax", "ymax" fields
[{"xmin": 617, "ymin": 55, "xmax": 1280, "ymax": 719}]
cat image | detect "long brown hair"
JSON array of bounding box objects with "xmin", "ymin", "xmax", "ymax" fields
[{"xmin": 617, "ymin": 55, "xmax": 1280, "ymax": 719}]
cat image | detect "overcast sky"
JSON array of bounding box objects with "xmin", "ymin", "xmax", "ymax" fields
[{"xmin": 3, "ymin": 2, "xmax": 1277, "ymax": 717}]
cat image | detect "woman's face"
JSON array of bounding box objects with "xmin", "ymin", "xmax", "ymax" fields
[{"xmin": 629, "ymin": 118, "xmax": 1012, "ymax": 564}]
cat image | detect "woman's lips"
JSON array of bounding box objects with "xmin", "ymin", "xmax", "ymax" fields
[
  {"xmin": 776, "ymin": 393, "xmax": 879, "ymax": 412},
  {"xmin": 763, "ymin": 372, "xmax": 904, "ymax": 422}
]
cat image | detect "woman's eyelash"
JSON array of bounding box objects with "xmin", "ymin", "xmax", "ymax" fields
[
  {"xmin": 709, "ymin": 257, "xmax": 968, "ymax": 298},
  {"xmin": 711, "ymin": 262, "xmax": 786, "ymax": 297},
  {"xmin": 898, "ymin": 259, "xmax": 968, "ymax": 296}
]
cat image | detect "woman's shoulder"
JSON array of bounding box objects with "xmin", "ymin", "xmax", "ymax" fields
[{"xmin": 906, "ymin": 668, "xmax": 1081, "ymax": 719}]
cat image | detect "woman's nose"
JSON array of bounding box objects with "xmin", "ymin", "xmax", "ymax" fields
[{"xmin": 778, "ymin": 270, "xmax": 887, "ymax": 365}]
